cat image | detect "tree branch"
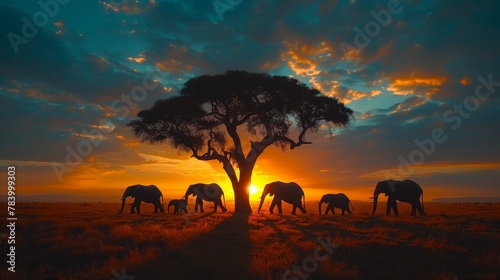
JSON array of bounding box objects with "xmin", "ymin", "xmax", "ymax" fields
[
  {"xmin": 273, "ymin": 135, "xmax": 312, "ymax": 150},
  {"xmin": 226, "ymin": 124, "xmax": 245, "ymax": 163},
  {"xmin": 245, "ymin": 125, "xmax": 274, "ymax": 162},
  {"xmin": 190, "ymin": 147, "xmax": 239, "ymax": 186}
]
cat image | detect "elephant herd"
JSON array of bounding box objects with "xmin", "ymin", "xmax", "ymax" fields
[
  {"xmin": 118, "ymin": 179, "xmax": 426, "ymax": 217},
  {"xmin": 118, "ymin": 183, "xmax": 227, "ymax": 214}
]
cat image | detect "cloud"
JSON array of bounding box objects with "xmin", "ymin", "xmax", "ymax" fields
[
  {"xmin": 100, "ymin": 0, "xmax": 156, "ymax": 14},
  {"xmin": 0, "ymin": 1, "xmax": 499, "ymax": 199}
]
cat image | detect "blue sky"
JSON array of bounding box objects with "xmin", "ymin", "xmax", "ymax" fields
[{"xmin": 0, "ymin": 0, "xmax": 499, "ymax": 200}]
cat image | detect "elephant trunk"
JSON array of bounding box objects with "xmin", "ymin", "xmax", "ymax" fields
[
  {"xmin": 168, "ymin": 203, "xmax": 171, "ymax": 213},
  {"xmin": 318, "ymin": 197, "xmax": 326, "ymax": 216},
  {"xmin": 372, "ymin": 193, "xmax": 379, "ymax": 215},
  {"xmin": 184, "ymin": 187, "xmax": 193, "ymax": 205},
  {"xmin": 119, "ymin": 197, "xmax": 126, "ymax": 214},
  {"xmin": 257, "ymin": 196, "xmax": 265, "ymax": 213},
  {"xmin": 257, "ymin": 189, "xmax": 269, "ymax": 213}
]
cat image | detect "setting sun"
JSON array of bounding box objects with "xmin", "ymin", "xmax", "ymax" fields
[{"xmin": 249, "ymin": 184, "xmax": 259, "ymax": 195}]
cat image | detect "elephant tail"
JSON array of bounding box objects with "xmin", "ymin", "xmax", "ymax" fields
[
  {"xmin": 421, "ymin": 191, "xmax": 424, "ymax": 210},
  {"xmin": 222, "ymin": 191, "xmax": 226, "ymax": 208}
]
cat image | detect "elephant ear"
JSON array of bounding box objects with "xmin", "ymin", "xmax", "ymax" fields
[
  {"xmin": 387, "ymin": 180, "xmax": 396, "ymax": 193},
  {"xmin": 130, "ymin": 186, "xmax": 139, "ymax": 197}
]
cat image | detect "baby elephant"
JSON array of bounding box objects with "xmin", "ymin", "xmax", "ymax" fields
[
  {"xmin": 168, "ymin": 199, "xmax": 188, "ymax": 214},
  {"xmin": 319, "ymin": 193, "xmax": 353, "ymax": 216}
]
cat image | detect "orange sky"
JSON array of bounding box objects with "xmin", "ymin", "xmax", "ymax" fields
[{"xmin": 3, "ymin": 132, "xmax": 497, "ymax": 203}]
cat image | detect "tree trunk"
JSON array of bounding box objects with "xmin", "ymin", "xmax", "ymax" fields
[
  {"xmin": 232, "ymin": 162, "xmax": 254, "ymax": 214},
  {"xmin": 233, "ymin": 181, "xmax": 251, "ymax": 214}
]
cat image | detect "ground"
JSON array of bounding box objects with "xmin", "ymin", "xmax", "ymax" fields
[{"xmin": 1, "ymin": 201, "xmax": 499, "ymax": 279}]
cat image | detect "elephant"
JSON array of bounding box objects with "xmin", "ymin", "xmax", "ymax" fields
[
  {"xmin": 258, "ymin": 181, "xmax": 307, "ymax": 215},
  {"xmin": 168, "ymin": 199, "xmax": 189, "ymax": 214},
  {"xmin": 118, "ymin": 184, "xmax": 164, "ymax": 214},
  {"xmin": 318, "ymin": 193, "xmax": 353, "ymax": 216},
  {"xmin": 184, "ymin": 183, "xmax": 227, "ymax": 213},
  {"xmin": 371, "ymin": 179, "xmax": 425, "ymax": 216}
]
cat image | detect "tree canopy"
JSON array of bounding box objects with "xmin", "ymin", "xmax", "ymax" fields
[{"xmin": 128, "ymin": 70, "xmax": 353, "ymax": 213}]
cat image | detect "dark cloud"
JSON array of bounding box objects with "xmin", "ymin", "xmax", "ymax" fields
[{"xmin": 0, "ymin": 1, "xmax": 499, "ymax": 197}]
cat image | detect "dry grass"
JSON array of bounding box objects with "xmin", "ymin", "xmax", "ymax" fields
[{"xmin": 1, "ymin": 201, "xmax": 499, "ymax": 279}]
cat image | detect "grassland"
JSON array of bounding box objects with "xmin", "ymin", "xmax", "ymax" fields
[{"xmin": 1, "ymin": 201, "xmax": 499, "ymax": 279}]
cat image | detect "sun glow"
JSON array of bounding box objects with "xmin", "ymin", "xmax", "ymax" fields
[{"xmin": 249, "ymin": 184, "xmax": 259, "ymax": 195}]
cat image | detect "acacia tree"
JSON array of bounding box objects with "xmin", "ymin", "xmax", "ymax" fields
[{"xmin": 127, "ymin": 70, "xmax": 353, "ymax": 213}]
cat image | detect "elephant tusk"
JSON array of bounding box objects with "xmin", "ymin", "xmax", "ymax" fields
[{"xmin": 369, "ymin": 197, "xmax": 374, "ymax": 199}]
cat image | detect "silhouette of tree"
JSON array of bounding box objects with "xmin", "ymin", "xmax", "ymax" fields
[{"xmin": 127, "ymin": 70, "xmax": 353, "ymax": 213}]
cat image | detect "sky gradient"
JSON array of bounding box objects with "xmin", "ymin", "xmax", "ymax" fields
[{"xmin": 1, "ymin": 0, "xmax": 499, "ymax": 202}]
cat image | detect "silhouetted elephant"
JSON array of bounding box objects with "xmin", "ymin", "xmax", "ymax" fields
[
  {"xmin": 168, "ymin": 199, "xmax": 188, "ymax": 214},
  {"xmin": 184, "ymin": 183, "xmax": 227, "ymax": 213},
  {"xmin": 371, "ymin": 179, "xmax": 425, "ymax": 216},
  {"xmin": 319, "ymin": 193, "xmax": 353, "ymax": 216},
  {"xmin": 258, "ymin": 181, "xmax": 307, "ymax": 215},
  {"xmin": 119, "ymin": 184, "xmax": 164, "ymax": 214}
]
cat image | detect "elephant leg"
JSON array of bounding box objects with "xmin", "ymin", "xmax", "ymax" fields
[
  {"xmin": 297, "ymin": 205, "xmax": 307, "ymax": 214},
  {"xmin": 134, "ymin": 201, "xmax": 141, "ymax": 214},
  {"xmin": 325, "ymin": 205, "xmax": 332, "ymax": 215},
  {"xmin": 414, "ymin": 201, "xmax": 425, "ymax": 216},
  {"xmin": 215, "ymin": 197, "xmax": 227, "ymax": 213},
  {"xmin": 158, "ymin": 202, "xmax": 165, "ymax": 213},
  {"xmin": 277, "ymin": 200, "xmax": 283, "ymax": 214},
  {"xmin": 411, "ymin": 205, "xmax": 416, "ymax": 216},
  {"xmin": 386, "ymin": 198, "xmax": 396, "ymax": 216},
  {"xmin": 269, "ymin": 196, "xmax": 279, "ymax": 214},
  {"xmin": 291, "ymin": 205, "xmax": 297, "ymax": 215},
  {"xmin": 194, "ymin": 198, "xmax": 204, "ymax": 213},
  {"xmin": 346, "ymin": 208, "xmax": 353, "ymax": 215},
  {"xmin": 341, "ymin": 209, "xmax": 345, "ymax": 216},
  {"xmin": 131, "ymin": 199, "xmax": 140, "ymax": 214},
  {"xmin": 389, "ymin": 199, "xmax": 398, "ymax": 216}
]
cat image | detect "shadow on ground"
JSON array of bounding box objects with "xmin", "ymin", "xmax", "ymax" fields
[{"xmin": 130, "ymin": 213, "xmax": 255, "ymax": 280}]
